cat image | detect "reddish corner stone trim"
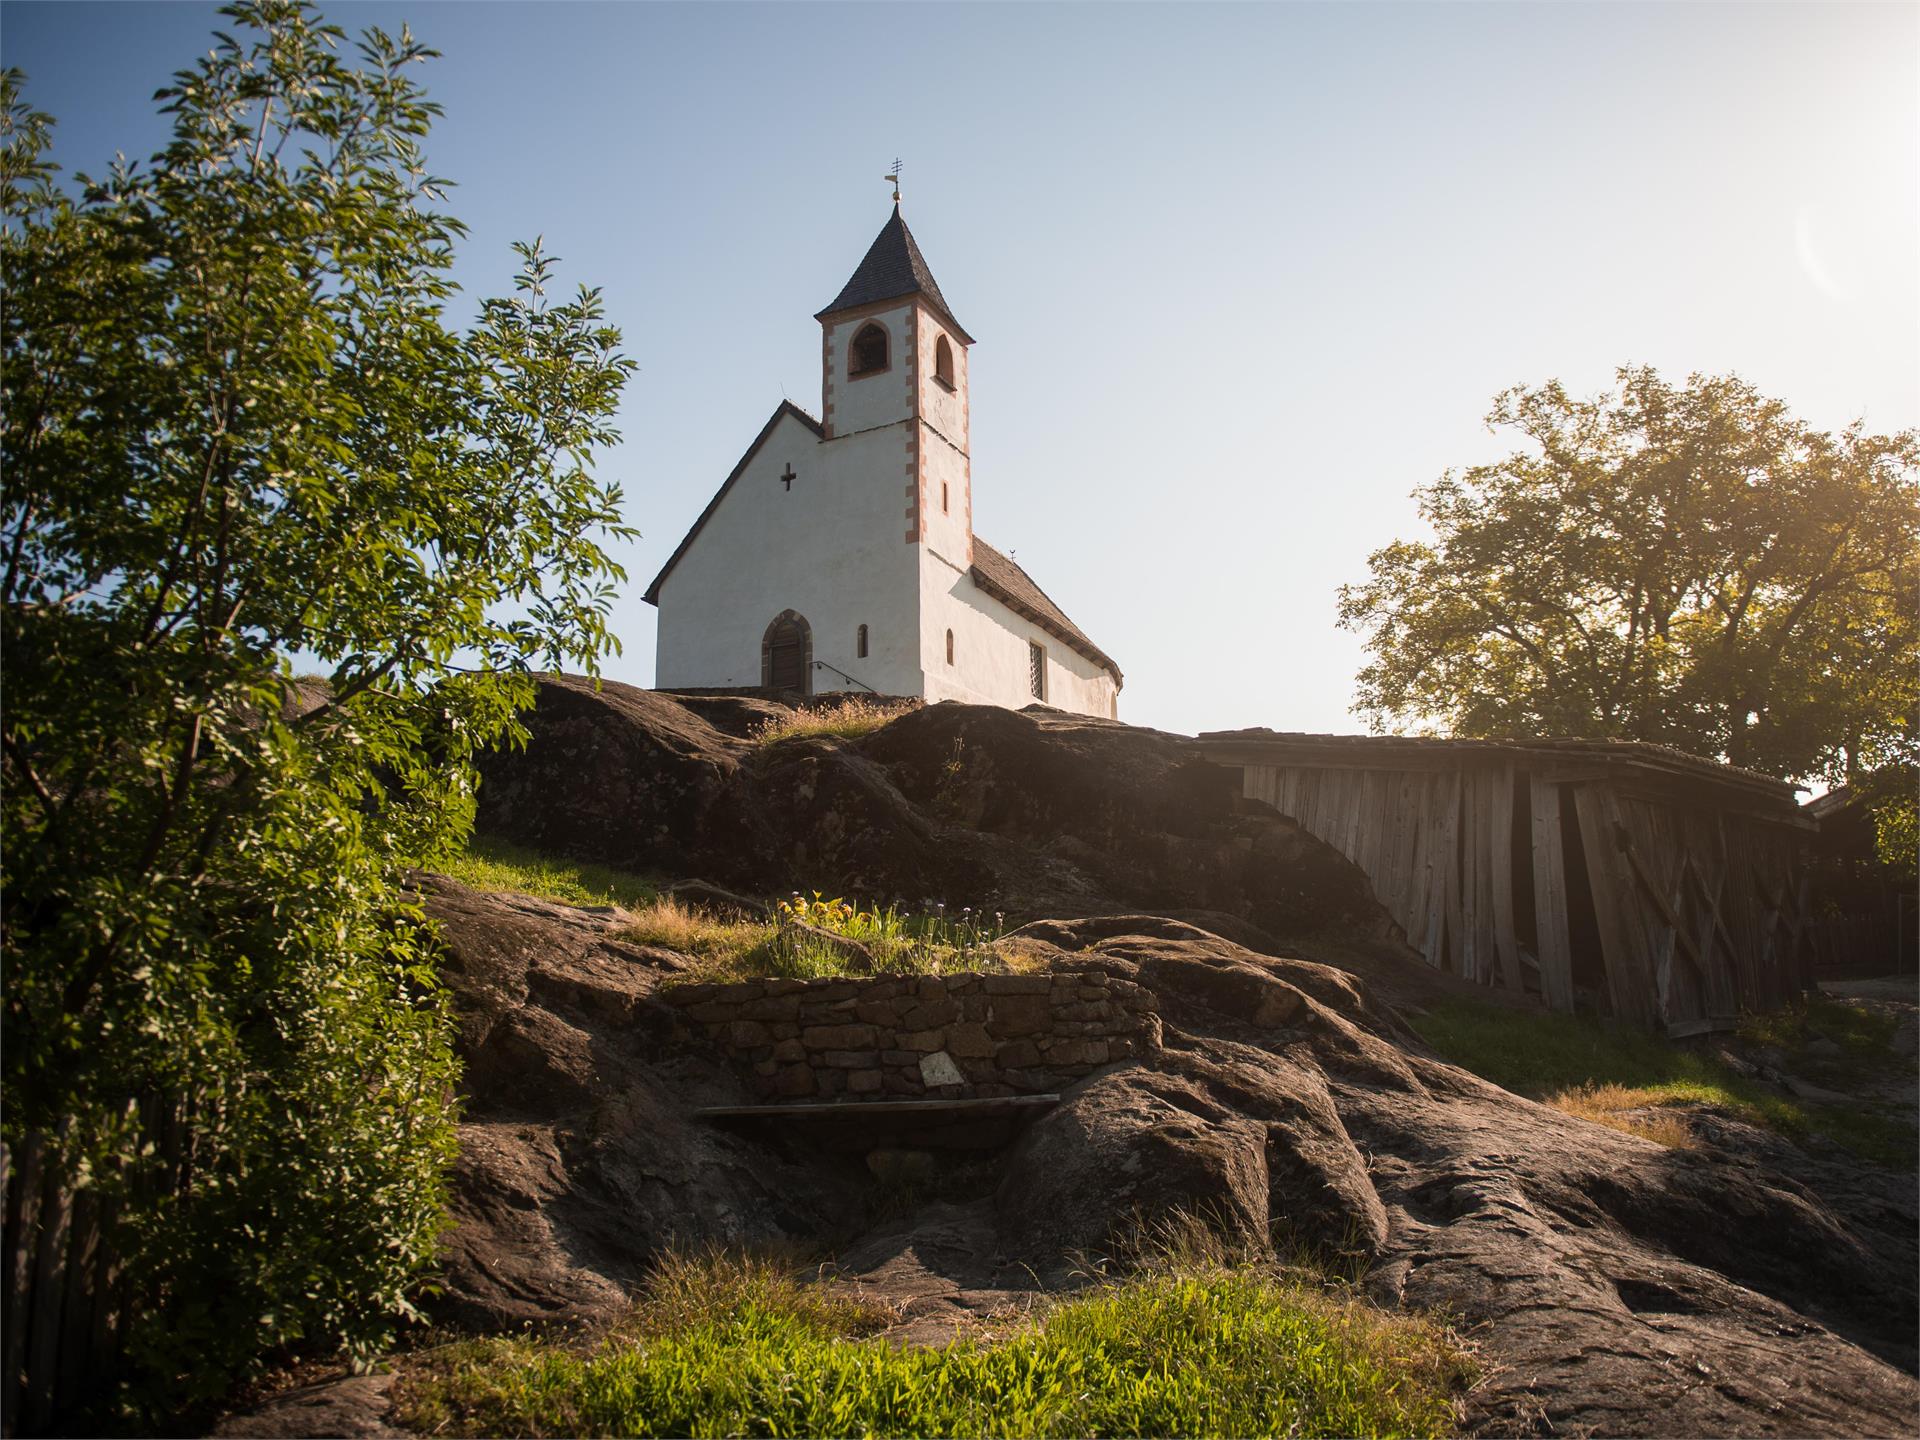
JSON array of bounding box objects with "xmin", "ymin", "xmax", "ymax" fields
[
  {"xmin": 906, "ymin": 307, "xmax": 923, "ymax": 545},
  {"xmin": 821, "ymin": 326, "xmax": 836, "ymax": 439}
]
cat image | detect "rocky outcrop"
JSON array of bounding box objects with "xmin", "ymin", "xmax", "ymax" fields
[
  {"xmin": 998, "ymin": 918, "xmax": 1919, "ymax": 1437},
  {"xmin": 474, "ymin": 679, "xmax": 1389, "ymax": 945},
  {"xmin": 421, "ymin": 879, "xmax": 866, "ymax": 1332},
  {"xmin": 420, "ymin": 880, "xmax": 1918, "ymax": 1436}
]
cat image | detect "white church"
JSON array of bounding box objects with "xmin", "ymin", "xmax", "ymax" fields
[{"xmin": 644, "ymin": 204, "xmax": 1123, "ymax": 719}]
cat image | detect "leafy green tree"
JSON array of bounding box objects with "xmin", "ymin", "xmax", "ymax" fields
[
  {"xmin": 1338, "ymin": 367, "xmax": 1917, "ymax": 858},
  {"xmin": 1, "ymin": 0, "xmax": 633, "ymax": 1412}
]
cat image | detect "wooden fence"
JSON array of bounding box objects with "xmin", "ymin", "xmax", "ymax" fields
[
  {"xmin": 1807, "ymin": 910, "xmax": 1914, "ymax": 978},
  {"xmin": 1197, "ymin": 732, "xmax": 1817, "ymax": 1034},
  {"xmin": 2, "ymin": 1096, "xmax": 190, "ymax": 1435}
]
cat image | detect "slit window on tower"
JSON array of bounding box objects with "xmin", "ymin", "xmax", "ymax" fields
[
  {"xmin": 850, "ymin": 322, "xmax": 888, "ymax": 377},
  {"xmin": 856, "ymin": 624, "xmax": 869, "ymax": 659},
  {"xmin": 945, "ymin": 629, "xmax": 954, "ymax": 666}
]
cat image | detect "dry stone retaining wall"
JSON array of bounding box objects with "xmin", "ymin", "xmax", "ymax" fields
[{"xmin": 661, "ymin": 968, "xmax": 1160, "ymax": 1101}]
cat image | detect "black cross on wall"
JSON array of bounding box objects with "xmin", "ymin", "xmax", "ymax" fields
[{"xmin": 780, "ymin": 463, "xmax": 796, "ymax": 492}]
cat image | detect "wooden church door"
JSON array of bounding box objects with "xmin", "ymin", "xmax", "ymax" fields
[{"xmin": 763, "ymin": 612, "xmax": 810, "ymax": 693}]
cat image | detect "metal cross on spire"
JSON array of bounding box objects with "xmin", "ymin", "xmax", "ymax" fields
[{"xmin": 883, "ymin": 158, "xmax": 902, "ymax": 205}]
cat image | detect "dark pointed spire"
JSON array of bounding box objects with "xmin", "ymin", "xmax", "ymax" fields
[{"xmin": 816, "ymin": 208, "xmax": 972, "ymax": 343}]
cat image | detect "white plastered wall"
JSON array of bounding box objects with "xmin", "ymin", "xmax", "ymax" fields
[
  {"xmin": 919, "ymin": 551, "xmax": 1119, "ymax": 717},
  {"xmin": 654, "ymin": 410, "xmax": 924, "ymax": 696},
  {"xmin": 823, "ymin": 304, "xmax": 914, "ymax": 437},
  {"xmin": 914, "ymin": 307, "xmax": 972, "ymax": 571}
]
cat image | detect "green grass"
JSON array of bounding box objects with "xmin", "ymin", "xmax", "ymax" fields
[
  {"xmin": 1411, "ymin": 1000, "xmax": 1770, "ymax": 1105},
  {"xmin": 398, "ymin": 1251, "xmax": 1469, "ymax": 1439},
  {"xmin": 1412, "ymin": 998, "xmax": 1915, "ymax": 1169},
  {"xmin": 434, "ymin": 836, "xmax": 661, "ymax": 910},
  {"xmin": 1737, "ymin": 995, "xmax": 1903, "ymax": 1084},
  {"xmin": 434, "ymin": 836, "xmax": 1013, "ymax": 983}
]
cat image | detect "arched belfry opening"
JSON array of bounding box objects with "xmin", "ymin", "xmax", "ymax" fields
[
  {"xmin": 762, "ymin": 610, "xmax": 812, "ymax": 693},
  {"xmin": 849, "ymin": 322, "xmax": 889, "ymax": 377},
  {"xmin": 934, "ymin": 335, "xmax": 955, "ymax": 389}
]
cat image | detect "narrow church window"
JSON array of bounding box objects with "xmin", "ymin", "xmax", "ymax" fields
[
  {"xmin": 942, "ymin": 481, "xmax": 949, "ymax": 513},
  {"xmin": 945, "ymin": 629, "xmax": 954, "ymax": 666},
  {"xmin": 934, "ymin": 335, "xmax": 955, "ymax": 389},
  {"xmin": 857, "ymin": 624, "xmax": 869, "ymax": 659},
  {"xmin": 850, "ymin": 322, "xmax": 889, "ymax": 377},
  {"xmin": 1029, "ymin": 642, "xmax": 1046, "ymax": 700}
]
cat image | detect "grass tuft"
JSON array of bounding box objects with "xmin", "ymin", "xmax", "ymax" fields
[
  {"xmin": 636, "ymin": 892, "xmax": 1015, "ymax": 986},
  {"xmin": 397, "ymin": 1248, "xmax": 1470, "ymax": 1439},
  {"xmin": 752, "ymin": 696, "xmax": 920, "ymax": 744},
  {"xmin": 622, "ymin": 896, "xmax": 775, "ymax": 965},
  {"xmin": 434, "ymin": 836, "xmax": 660, "ymax": 910},
  {"xmin": 1548, "ymin": 1083, "xmax": 1698, "ymax": 1149},
  {"xmin": 617, "ymin": 1248, "xmax": 896, "ymax": 1343},
  {"xmin": 621, "ymin": 898, "xmax": 873, "ymax": 984}
]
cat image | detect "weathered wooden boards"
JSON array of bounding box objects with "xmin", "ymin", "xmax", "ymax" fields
[
  {"xmin": 5, "ymin": 1122, "xmax": 146, "ymax": 1433},
  {"xmin": 1585, "ymin": 790, "xmax": 1808, "ymax": 1029},
  {"xmin": 1246, "ymin": 761, "xmax": 1553, "ymax": 998},
  {"xmin": 1236, "ymin": 755, "xmax": 1812, "ymax": 1031}
]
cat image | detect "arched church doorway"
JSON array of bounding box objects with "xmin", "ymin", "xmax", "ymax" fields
[{"xmin": 762, "ymin": 611, "xmax": 812, "ymax": 693}]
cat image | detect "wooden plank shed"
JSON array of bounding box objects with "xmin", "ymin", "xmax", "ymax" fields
[{"xmin": 1194, "ymin": 730, "xmax": 1818, "ymax": 1034}]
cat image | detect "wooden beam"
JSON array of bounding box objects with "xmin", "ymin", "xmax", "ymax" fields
[
  {"xmin": 1468, "ymin": 770, "xmax": 1499, "ymax": 985},
  {"xmin": 1530, "ymin": 777, "xmax": 1576, "ymax": 1012},
  {"xmin": 1422, "ymin": 774, "xmax": 1452, "ymax": 971},
  {"xmin": 1404, "ymin": 774, "xmax": 1434, "ymax": 965},
  {"xmin": 1620, "ymin": 827, "xmax": 1709, "ymax": 986},
  {"xmin": 24, "ymin": 1160, "xmax": 71, "ymax": 1434},
  {"xmin": 1489, "ymin": 764, "xmax": 1524, "ymax": 992},
  {"xmin": 3, "ymin": 1133, "xmax": 44, "ymax": 1430},
  {"xmin": 1687, "ymin": 828, "xmax": 1739, "ymax": 1014},
  {"xmin": 1385, "ymin": 771, "xmax": 1420, "ymax": 941},
  {"xmin": 1456, "ymin": 770, "xmax": 1480, "ymax": 981},
  {"xmin": 1572, "ymin": 785, "xmax": 1656, "ymax": 1028},
  {"xmin": 697, "ymin": 1096, "xmax": 1061, "ymax": 1119}
]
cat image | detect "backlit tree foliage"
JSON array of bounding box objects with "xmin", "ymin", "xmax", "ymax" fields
[{"xmin": 1339, "ymin": 367, "xmax": 1916, "ymax": 860}]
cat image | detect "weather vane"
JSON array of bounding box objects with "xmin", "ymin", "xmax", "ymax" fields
[{"xmin": 884, "ymin": 158, "xmax": 902, "ymax": 205}]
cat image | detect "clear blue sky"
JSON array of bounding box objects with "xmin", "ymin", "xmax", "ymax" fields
[{"xmin": 5, "ymin": 1, "xmax": 1914, "ymax": 736}]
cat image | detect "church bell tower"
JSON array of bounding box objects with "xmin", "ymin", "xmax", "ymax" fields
[{"xmin": 815, "ymin": 203, "xmax": 974, "ymax": 560}]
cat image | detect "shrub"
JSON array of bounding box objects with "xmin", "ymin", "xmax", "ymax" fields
[{"xmin": 1, "ymin": 0, "xmax": 631, "ymax": 1416}]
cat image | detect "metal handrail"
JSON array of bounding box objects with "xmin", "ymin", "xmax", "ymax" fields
[{"xmin": 810, "ymin": 658, "xmax": 877, "ymax": 693}]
